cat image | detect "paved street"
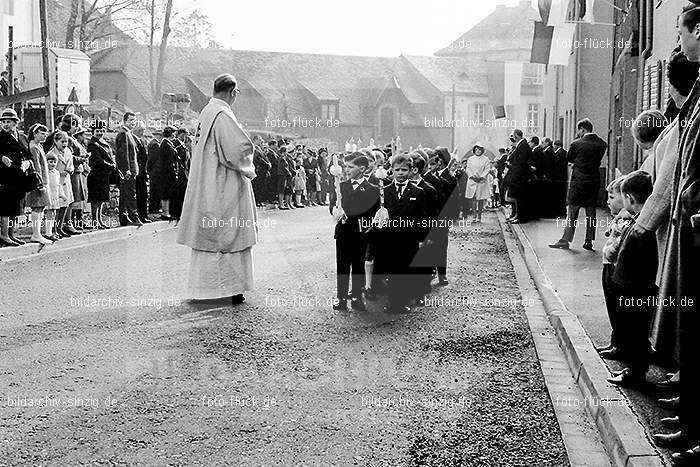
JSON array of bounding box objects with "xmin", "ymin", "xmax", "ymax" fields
[{"xmin": 0, "ymin": 208, "xmax": 569, "ymax": 466}]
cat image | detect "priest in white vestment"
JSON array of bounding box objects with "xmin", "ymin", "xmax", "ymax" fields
[{"xmin": 176, "ymin": 74, "xmax": 258, "ymax": 304}]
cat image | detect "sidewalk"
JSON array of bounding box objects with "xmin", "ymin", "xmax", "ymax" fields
[
  {"xmin": 519, "ymin": 209, "xmax": 611, "ymax": 346},
  {"xmin": 0, "ymin": 220, "xmax": 175, "ymax": 262},
  {"xmin": 505, "ymin": 209, "xmax": 670, "ymax": 466}
]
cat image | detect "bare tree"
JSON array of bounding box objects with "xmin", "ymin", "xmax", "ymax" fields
[
  {"xmin": 171, "ymin": 9, "xmax": 213, "ymax": 48},
  {"xmin": 63, "ymin": 0, "xmax": 149, "ymax": 51},
  {"xmin": 149, "ymin": 0, "xmax": 157, "ymax": 98}
]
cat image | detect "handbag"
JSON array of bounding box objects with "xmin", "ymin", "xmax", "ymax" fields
[{"xmin": 22, "ymin": 160, "xmax": 44, "ymax": 193}]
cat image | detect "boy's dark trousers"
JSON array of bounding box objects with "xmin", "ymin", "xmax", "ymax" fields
[
  {"xmin": 434, "ymin": 227, "xmax": 449, "ymax": 279},
  {"xmin": 616, "ymin": 286, "xmax": 656, "ymax": 375},
  {"xmin": 601, "ymin": 264, "xmax": 621, "ymax": 348},
  {"xmin": 387, "ymin": 237, "xmax": 419, "ymax": 309},
  {"xmin": 336, "ymin": 233, "xmax": 367, "ymax": 301}
]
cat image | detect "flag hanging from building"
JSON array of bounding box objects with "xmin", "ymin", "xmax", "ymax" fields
[
  {"xmin": 486, "ymin": 62, "xmax": 506, "ymax": 119},
  {"xmin": 487, "ymin": 61, "xmax": 523, "ymax": 119},
  {"xmin": 531, "ymin": 21, "xmax": 576, "ymax": 66}
]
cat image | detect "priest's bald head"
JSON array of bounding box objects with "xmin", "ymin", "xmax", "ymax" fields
[{"xmin": 213, "ymin": 74, "xmax": 240, "ymax": 105}]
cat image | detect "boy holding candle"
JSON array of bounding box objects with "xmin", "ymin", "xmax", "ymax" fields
[{"xmin": 331, "ymin": 153, "xmax": 380, "ymax": 312}]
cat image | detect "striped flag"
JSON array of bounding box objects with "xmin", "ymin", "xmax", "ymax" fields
[
  {"xmin": 530, "ymin": 21, "xmax": 576, "ymax": 66},
  {"xmin": 487, "ymin": 62, "xmax": 523, "ymax": 119}
]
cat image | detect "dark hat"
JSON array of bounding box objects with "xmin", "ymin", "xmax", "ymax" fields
[
  {"xmin": 0, "ymin": 108, "xmax": 19, "ymax": 121},
  {"xmin": 163, "ymin": 125, "xmax": 177, "ymax": 137}
]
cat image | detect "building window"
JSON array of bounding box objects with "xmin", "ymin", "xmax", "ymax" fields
[
  {"xmin": 321, "ymin": 103, "xmax": 338, "ymax": 121},
  {"xmin": 473, "ymin": 103, "xmax": 486, "ymax": 124},
  {"xmin": 527, "ymin": 104, "xmax": 540, "ymax": 134},
  {"xmin": 524, "ymin": 64, "xmax": 545, "ymax": 84}
]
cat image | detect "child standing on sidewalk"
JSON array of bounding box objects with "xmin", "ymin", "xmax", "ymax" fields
[
  {"xmin": 598, "ymin": 176, "xmax": 634, "ymax": 359},
  {"xmin": 607, "ymin": 170, "xmax": 657, "ymax": 388}
]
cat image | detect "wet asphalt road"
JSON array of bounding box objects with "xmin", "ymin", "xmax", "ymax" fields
[{"xmin": 0, "ymin": 208, "xmax": 568, "ymax": 466}]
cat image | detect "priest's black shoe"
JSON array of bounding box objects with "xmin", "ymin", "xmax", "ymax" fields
[
  {"xmin": 672, "ymin": 445, "xmax": 700, "ymax": 466},
  {"xmin": 332, "ymin": 299, "xmax": 348, "ymax": 311},
  {"xmin": 231, "ymin": 294, "xmax": 245, "ymax": 305},
  {"xmin": 350, "ymin": 299, "xmax": 366, "ymax": 312},
  {"xmin": 363, "ymin": 287, "xmax": 377, "ymax": 300}
]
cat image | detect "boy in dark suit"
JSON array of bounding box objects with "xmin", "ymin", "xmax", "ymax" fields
[
  {"xmin": 332, "ymin": 154, "xmax": 380, "ymax": 311},
  {"xmin": 382, "ymin": 154, "xmax": 427, "ymax": 313},
  {"xmin": 606, "ymin": 171, "xmax": 657, "ymax": 388},
  {"xmin": 410, "ymin": 152, "xmax": 439, "ymax": 300}
]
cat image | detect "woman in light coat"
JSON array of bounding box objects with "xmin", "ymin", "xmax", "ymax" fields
[{"xmin": 465, "ymin": 143, "xmax": 491, "ymax": 223}]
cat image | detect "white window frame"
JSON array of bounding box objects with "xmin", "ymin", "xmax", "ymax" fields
[
  {"xmin": 527, "ymin": 103, "xmax": 540, "ymax": 134},
  {"xmin": 473, "ymin": 103, "xmax": 485, "ymax": 125}
]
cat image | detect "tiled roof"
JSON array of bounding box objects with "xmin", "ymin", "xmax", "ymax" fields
[
  {"xmin": 435, "ymin": 3, "xmax": 539, "ymax": 56},
  {"xmin": 401, "ymin": 55, "xmax": 488, "ymax": 95},
  {"xmin": 92, "ymin": 45, "xmax": 482, "ymax": 124}
]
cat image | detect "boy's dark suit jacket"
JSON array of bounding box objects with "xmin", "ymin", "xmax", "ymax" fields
[
  {"xmin": 412, "ymin": 178, "xmax": 439, "ymax": 223},
  {"xmin": 424, "ymin": 171, "xmax": 447, "ymax": 211},
  {"xmin": 383, "ymin": 181, "xmax": 428, "ymax": 240},
  {"xmin": 613, "ymin": 222, "xmax": 657, "ymax": 291},
  {"xmin": 333, "ymin": 178, "xmax": 380, "ymax": 239}
]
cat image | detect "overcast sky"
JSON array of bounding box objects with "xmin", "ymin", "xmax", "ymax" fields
[{"xmin": 176, "ymin": 0, "xmax": 537, "ymax": 57}]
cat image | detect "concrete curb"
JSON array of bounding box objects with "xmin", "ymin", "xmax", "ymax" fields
[
  {"xmin": 0, "ymin": 220, "xmax": 176, "ymax": 262},
  {"xmin": 496, "ymin": 211, "xmax": 665, "ymax": 467}
]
